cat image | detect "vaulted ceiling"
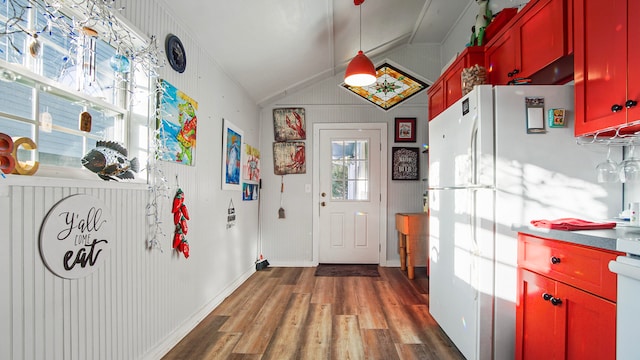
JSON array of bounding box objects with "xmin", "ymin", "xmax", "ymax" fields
[{"xmin": 159, "ymin": 0, "xmax": 473, "ymax": 106}]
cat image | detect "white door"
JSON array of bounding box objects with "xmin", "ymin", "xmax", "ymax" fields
[{"xmin": 317, "ymin": 128, "xmax": 382, "ymax": 263}]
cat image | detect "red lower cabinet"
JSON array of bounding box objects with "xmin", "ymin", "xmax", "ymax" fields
[
  {"xmin": 516, "ymin": 233, "xmax": 618, "ymax": 360},
  {"xmin": 517, "ymin": 269, "xmax": 616, "ymax": 360}
]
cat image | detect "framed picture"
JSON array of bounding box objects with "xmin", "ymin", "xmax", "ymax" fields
[
  {"xmin": 273, "ymin": 142, "xmax": 306, "ymax": 175},
  {"xmin": 243, "ymin": 144, "xmax": 260, "ymax": 183},
  {"xmin": 394, "ymin": 117, "xmax": 416, "ymax": 142},
  {"xmin": 392, "ymin": 147, "xmax": 420, "ymax": 180},
  {"xmin": 158, "ymin": 79, "xmax": 198, "ymax": 165},
  {"xmin": 222, "ymin": 119, "xmax": 243, "ymax": 191},
  {"xmin": 273, "ymin": 108, "xmax": 306, "ymax": 141}
]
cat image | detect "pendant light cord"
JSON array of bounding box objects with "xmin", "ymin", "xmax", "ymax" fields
[{"xmin": 359, "ymin": 4, "xmax": 362, "ymax": 50}]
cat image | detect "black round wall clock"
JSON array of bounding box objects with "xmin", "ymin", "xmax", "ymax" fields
[{"xmin": 165, "ymin": 34, "xmax": 186, "ymax": 73}]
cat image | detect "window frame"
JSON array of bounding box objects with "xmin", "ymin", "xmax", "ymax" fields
[{"xmin": 0, "ymin": 0, "xmax": 153, "ymax": 183}]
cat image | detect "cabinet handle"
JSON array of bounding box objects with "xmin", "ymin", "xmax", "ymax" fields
[
  {"xmin": 626, "ymin": 100, "xmax": 638, "ymax": 108},
  {"xmin": 550, "ymin": 297, "xmax": 563, "ymax": 306},
  {"xmin": 508, "ymin": 69, "xmax": 520, "ymax": 77},
  {"xmin": 550, "ymin": 256, "xmax": 561, "ymax": 264},
  {"xmin": 612, "ymin": 104, "xmax": 624, "ymax": 112},
  {"xmin": 542, "ymin": 293, "xmax": 552, "ymax": 301}
]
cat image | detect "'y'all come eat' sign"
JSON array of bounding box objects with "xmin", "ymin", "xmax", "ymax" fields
[{"xmin": 40, "ymin": 194, "xmax": 114, "ymax": 279}]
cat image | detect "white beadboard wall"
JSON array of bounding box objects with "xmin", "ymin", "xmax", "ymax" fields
[
  {"xmin": 1, "ymin": 0, "xmax": 261, "ymax": 359},
  {"xmin": 259, "ymin": 44, "xmax": 441, "ymax": 267}
]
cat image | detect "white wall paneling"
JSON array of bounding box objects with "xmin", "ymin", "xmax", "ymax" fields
[
  {"xmin": 260, "ymin": 44, "xmax": 436, "ymax": 267},
  {"xmin": 1, "ymin": 0, "xmax": 261, "ymax": 359}
]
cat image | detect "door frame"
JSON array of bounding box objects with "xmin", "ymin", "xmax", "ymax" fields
[{"xmin": 312, "ymin": 123, "xmax": 388, "ymax": 266}]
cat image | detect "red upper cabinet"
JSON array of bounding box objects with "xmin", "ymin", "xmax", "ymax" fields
[
  {"xmin": 428, "ymin": 46, "xmax": 484, "ymax": 120},
  {"xmin": 485, "ymin": 28, "xmax": 517, "ymax": 85},
  {"xmin": 485, "ymin": 0, "xmax": 570, "ymax": 85},
  {"xmin": 519, "ymin": 0, "xmax": 567, "ymax": 77},
  {"xmin": 574, "ymin": 0, "xmax": 640, "ymax": 136},
  {"xmin": 427, "ymin": 80, "xmax": 444, "ymax": 121}
]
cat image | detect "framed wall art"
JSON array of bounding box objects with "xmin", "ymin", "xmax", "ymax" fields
[
  {"xmin": 273, "ymin": 108, "xmax": 306, "ymax": 141},
  {"xmin": 394, "ymin": 117, "xmax": 417, "ymax": 142},
  {"xmin": 273, "ymin": 142, "xmax": 306, "ymax": 175},
  {"xmin": 158, "ymin": 80, "xmax": 198, "ymax": 165},
  {"xmin": 392, "ymin": 147, "xmax": 420, "ymax": 180},
  {"xmin": 243, "ymin": 144, "xmax": 260, "ymax": 183},
  {"xmin": 222, "ymin": 119, "xmax": 243, "ymax": 191}
]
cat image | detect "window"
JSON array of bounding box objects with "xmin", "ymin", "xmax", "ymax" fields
[
  {"xmin": 0, "ymin": 0, "xmax": 151, "ymax": 180},
  {"xmin": 331, "ymin": 139, "xmax": 369, "ymax": 201}
]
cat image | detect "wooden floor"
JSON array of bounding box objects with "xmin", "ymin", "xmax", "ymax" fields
[{"xmin": 162, "ymin": 266, "xmax": 465, "ymax": 360}]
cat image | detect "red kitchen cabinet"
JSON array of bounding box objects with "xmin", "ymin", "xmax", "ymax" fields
[
  {"xmin": 516, "ymin": 233, "xmax": 619, "ymax": 360},
  {"xmin": 484, "ymin": 28, "xmax": 517, "ymax": 86},
  {"xmin": 427, "ymin": 80, "xmax": 444, "ymax": 121},
  {"xmin": 427, "ymin": 46, "xmax": 484, "ymax": 120},
  {"xmin": 574, "ymin": 0, "xmax": 640, "ymax": 136},
  {"xmin": 485, "ymin": 0, "xmax": 570, "ymax": 85},
  {"xmin": 517, "ymin": 269, "xmax": 616, "ymax": 360}
]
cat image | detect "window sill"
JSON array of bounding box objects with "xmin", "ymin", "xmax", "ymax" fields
[{"xmin": 1, "ymin": 166, "xmax": 147, "ymax": 191}]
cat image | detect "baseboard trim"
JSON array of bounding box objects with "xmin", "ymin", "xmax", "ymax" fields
[{"xmin": 142, "ymin": 265, "xmax": 256, "ymax": 360}]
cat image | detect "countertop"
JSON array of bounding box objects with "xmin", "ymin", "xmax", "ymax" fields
[{"xmin": 513, "ymin": 224, "xmax": 640, "ymax": 254}]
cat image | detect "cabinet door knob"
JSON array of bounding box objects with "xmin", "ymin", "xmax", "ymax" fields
[
  {"xmin": 321, "ymin": 201, "xmax": 326, "ymax": 207},
  {"xmin": 542, "ymin": 293, "xmax": 552, "ymax": 301},
  {"xmin": 626, "ymin": 100, "xmax": 638, "ymax": 108},
  {"xmin": 508, "ymin": 69, "xmax": 520, "ymax": 77},
  {"xmin": 612, "ymin": 104, "xmax": 624, "ymax": 112},
  {"xmin": 550, "ymin": 297, "xmax": 563, "ymax": 306},
  {"xmin": 550, "ymin": 256, "xmax": 561, "ymax": 264}
]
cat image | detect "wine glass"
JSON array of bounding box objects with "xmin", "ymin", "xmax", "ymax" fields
[
  {"xmin": 619, "ymin": 145, "xmax": 640, "ymax": 183},
  {"xmin": 597, "ymin": 146, "xmax": 619, "ymax": 183}
]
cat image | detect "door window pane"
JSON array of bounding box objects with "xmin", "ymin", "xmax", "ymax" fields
[{"xmin": 331, "ymin": 139, "xmax": 369, "ymax": 201}]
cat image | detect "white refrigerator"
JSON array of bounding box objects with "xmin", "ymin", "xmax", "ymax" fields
[{"xmin": 427, "ymin": 85, "xmax": 622, "ymax": 360}]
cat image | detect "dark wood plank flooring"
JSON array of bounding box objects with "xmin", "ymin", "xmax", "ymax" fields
[{"xmin": 162, "ymin": 266, "xmax": 464, "ymax": 360}]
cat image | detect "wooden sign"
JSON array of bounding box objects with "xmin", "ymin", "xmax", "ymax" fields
[{"xmin": 39, "ymin": 194, "xmax": 114, "ymax": 279}]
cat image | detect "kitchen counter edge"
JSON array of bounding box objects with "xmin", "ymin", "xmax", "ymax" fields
[{"xmin": 512, "ymin": 225, "xmax": 640, "ymax": 253}]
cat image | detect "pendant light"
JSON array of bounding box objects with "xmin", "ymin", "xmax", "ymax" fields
[{"xmin": 344, "ymin": 0, "xmax": 376, "ymax": 87}]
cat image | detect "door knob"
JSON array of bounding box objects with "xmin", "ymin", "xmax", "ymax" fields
[
  {"xmin": 612, "ymin": 104, "xmax": 624, "ymax": 112},
  {"xmin": 321, "ymin": 201, "xmax": 326, "ymax": 207},
  {"xmin": 626, "ymin": 99, "xmax": 638, "ymax": 108}
]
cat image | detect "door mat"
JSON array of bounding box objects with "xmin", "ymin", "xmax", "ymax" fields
[{"xmin": 314, "ymin": 264, "xmax": 380, "ymax": 277}]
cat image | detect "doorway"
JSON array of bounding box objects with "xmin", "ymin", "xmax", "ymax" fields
[{"xmin": 312, "ymin": 123, "xmax": 387, "ymax": 264}]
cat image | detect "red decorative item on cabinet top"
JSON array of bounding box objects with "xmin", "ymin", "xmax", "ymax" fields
[{"xmin": 483, "ymin": 7, "xmax": 518, "ymax": 44}]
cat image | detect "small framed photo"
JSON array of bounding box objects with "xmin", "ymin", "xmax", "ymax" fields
[
  {"xmin": 222, "ymin": 119, "xmax": 243, "ymax": 191},
  {"xmin": 392, "ymin": 147, "xmax": 420, "ymax": 180},
  {"xmin": 394, "ymin": 117, "xmax": 417, "ymax": 142}
]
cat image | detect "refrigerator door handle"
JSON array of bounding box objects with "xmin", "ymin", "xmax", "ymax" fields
[
  {"xmin": 469, "ymin": 114, "xmax": 479, "ymax": 185},
  {"xmin": 428, "ymin": 185, "xmax": 493, "ymax": 191},
  {"xmin": 469, "ymin": 188, "xmax": 480, "ymax": 301}
]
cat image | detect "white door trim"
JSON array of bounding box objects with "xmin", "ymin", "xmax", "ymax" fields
[{"xmin": 312, "ymin": 123, "xmax": 388, "ymax": 266}]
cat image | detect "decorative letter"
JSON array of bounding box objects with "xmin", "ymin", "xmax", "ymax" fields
[
  {"xmin": 0, "ymin": 133, "xmax": 15, "ymax": 174},
  {"xmin": 11, "ymin": 137, "xmax": 39, "ymax": 175}
]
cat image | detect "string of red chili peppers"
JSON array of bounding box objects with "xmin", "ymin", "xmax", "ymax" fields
[{"xmin": 172, "ymin": 188, "xmax": 190, "ymax": 258}]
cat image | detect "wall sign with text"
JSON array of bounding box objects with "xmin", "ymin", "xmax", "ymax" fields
[{"xmin": 39, "ymin": 194, "xmax": 114, "ymax": 279}]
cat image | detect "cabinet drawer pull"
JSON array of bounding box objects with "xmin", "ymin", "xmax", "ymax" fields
[
  {"xmin": 550, "ymin": 297, "xmax": 563, "ymax": 306},
  {"xmin": 612, "ymin": 104, "xmax": 624, "ymax": 112},
  {"xmin": 550, "ymin": 256, "xmax": 561, "ymax": 264},
  {"xmin": 542, "ymin": 293, "xmax": 552, "ymax": 301},
  {"xmin": 626, "ymin": 100, "xmax": 638, "ymax": 108}
]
